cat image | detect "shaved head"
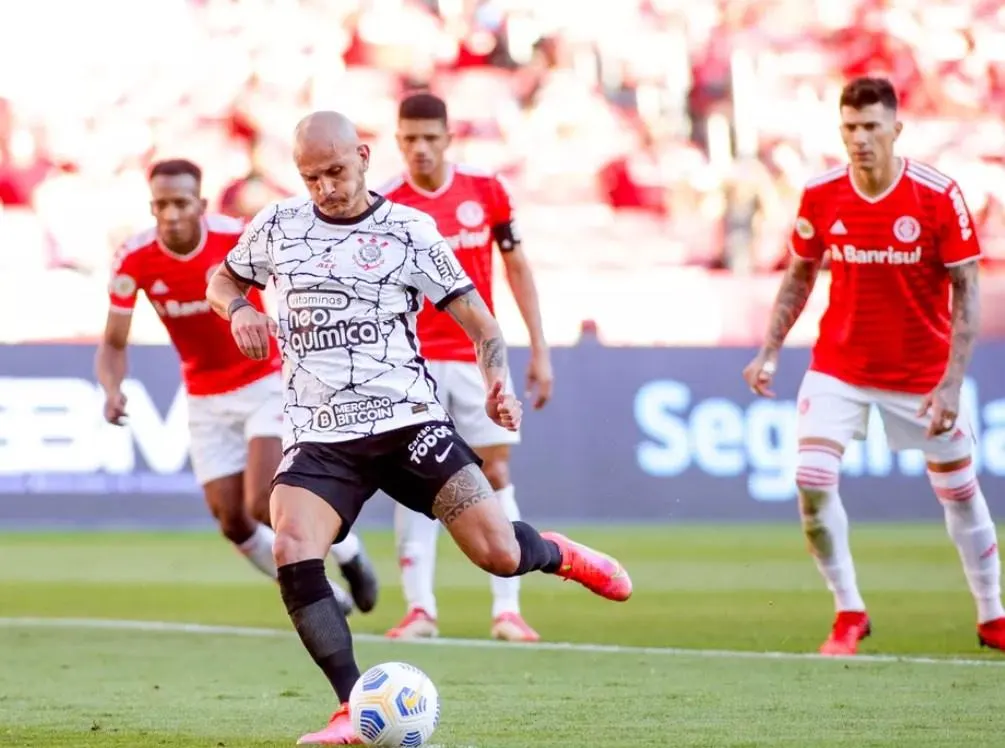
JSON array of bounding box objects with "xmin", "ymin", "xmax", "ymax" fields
[
  {"xmin": 293, "ymin": 110, "xmax": 372, "ymax": 221},
  {"xmin": 294, "ymin": 111, "xmax": 360, "ymax": 155}
]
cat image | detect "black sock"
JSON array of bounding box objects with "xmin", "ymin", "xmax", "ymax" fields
[
  {"xmin": 278, "ymin": 559, "xmax": 360, "ymax": 703},
  {"xmin": 509, "ymin": 520, "xmax": 563, "ymax": 575}
]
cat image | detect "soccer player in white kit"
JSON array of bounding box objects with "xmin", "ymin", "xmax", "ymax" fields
[
  {"xmin": 207, "ymin": 111, "xmax": 632, "ymax": 744},
  {"xmin": 743, "ymin": 77, "xmax": 1005, "ymax": 655}
]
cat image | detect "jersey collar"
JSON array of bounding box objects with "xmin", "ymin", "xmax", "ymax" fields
[{"xmin": 404, "ymin": 164, "xmax": 455, "ymax": 199}]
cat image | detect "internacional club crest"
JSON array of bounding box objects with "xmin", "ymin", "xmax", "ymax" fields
[
  {"xmin": 354, "ymin": 236, "xmax": 388, "ymax": 271},
  {"xmin": 455, "ymin": 200, "xmax": 485, "ymax": 229},
  {"xmin": 893, "ymin": 215, "xmax": 921, "ymax": 243}
]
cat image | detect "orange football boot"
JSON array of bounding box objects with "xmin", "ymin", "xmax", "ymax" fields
[
  {"xmin": 540, "ymin": 532, "xmax": 632, "ymax": 601},
  {"xmin": 491, "ymin": 612, "xmax": 541, "ymax": 642},
  {"xmin": 296, "ymin": 704, "xmax": 362, "ymax": 745},
  {"xmin": 385, "ymin": 607, "xmax": 438, "ymax": 640}
]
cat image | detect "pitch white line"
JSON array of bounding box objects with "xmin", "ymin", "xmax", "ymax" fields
[{"xmin": 1, "ymin": 617, "xmax": 1003, "ymax": 668}]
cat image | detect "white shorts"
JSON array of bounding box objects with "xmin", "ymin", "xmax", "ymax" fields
[
  {"xmin": 187, "ymin": 374, "xmax": 284, "ymax": 485},
  {"xmin": 425, "ymin": 361, "xmax": 520, "ymax": 449},
  {"xmin": 797, "ymin": 371, "xmax": 975, "ymax": 462}
]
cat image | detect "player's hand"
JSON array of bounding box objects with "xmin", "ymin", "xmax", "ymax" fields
[
  {"xmin": 525, "ymin": 348, "xmax": 553, "ymax": 410},
  {"xmin": 742, "ymin": 349, "xmax": 778, "ymax": 398},
  {"xmin": 485, "ymin": 380, "xmax": 522, "ymax": 432},
  {"xmin": 918, "ymin": 379, "xmax": 962, "ymax": 439},
  {"xmin": 103, "ymin": 390, "xmax": 128, "ymax": 426},
  {"xmin": 231, "ymin": 305, "xmax": 278, "ymax": 360}
]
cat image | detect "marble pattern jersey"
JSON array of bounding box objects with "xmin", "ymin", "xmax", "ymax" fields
[{"xmin": 226, "ymin": 193, "xmax": 475, "ymax": 449}]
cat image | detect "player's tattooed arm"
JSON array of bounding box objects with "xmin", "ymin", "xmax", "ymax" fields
[
  {"xmin": 944, "ymin": 261, "xmax": 981, "ymax": 386},
  {"xmin": 432, "ymin": 464, "xmax": 495, "ymax": 526},
  {"xmin": 445, "ymin": 289, "xmax": 508, "ymax": 387},
  {"xmin": 763, "ymin": 257, "xmax": 821, "ymax": 354}
]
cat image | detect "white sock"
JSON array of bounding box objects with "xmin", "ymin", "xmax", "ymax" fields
[
  {"xmin": 797, "ymin": 445, "xmax": 865, "ymax": 612},
  {"xmin": 930, "ymin": 466, "xmax": 1005, "ymax": 623},
  {"xmin": 330, "ymin": 532, "xmax": 361, "ymax": 565},
  {"xmin": 329, "ymin": 579, "xmax": 354, "ymax": 612},
  {"xmin": 490, "ymin": 484, "xmax": 521, "ymax": 619},
  {"xmin": 237, "ymin": 523, "xmax": 278, "ymax": 579},
  {"xmin": 395, "ymin": 502, "xmax": 439, "ymax": 619}
]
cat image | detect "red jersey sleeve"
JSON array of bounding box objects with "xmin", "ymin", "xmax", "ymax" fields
[
  {"xmin": 789, "ymin": 188, "xmax": 825, "ymax": 261},
  {"xmin": 938, "ymin": 182, "xmax": 982, "ymax": 267},
  {"xmin": 488, "ymin": 175, "xmax": 521, "ymax": 252},
  {"xmin": 107, "ymin": 247, "xmax": 143, "ymax": 314}
]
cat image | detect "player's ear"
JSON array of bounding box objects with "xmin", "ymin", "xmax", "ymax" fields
[
  {"xmin": 198, "ymin": 197, "xmax": 208, "ymax": 214},
  {"xmin": 359, "ymin": 144, "xmax": 370, "ymax": 172},
  {"xmin": 148, "ymin": 200, "xmax": 156, "ymax": 218},
  {"xmin": 893, "ymin": 119, "xmax": 903, "ymax": 140}
]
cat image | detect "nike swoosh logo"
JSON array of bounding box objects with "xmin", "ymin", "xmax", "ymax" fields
[
  {"xmin": 279, "ymin": 242, "xmax": 300, "ymax": 251},
  {"xmin": 434, "ymin": 443, "xmax": 454, "ymax": 463}
]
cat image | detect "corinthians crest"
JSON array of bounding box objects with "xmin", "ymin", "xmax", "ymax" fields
[{"xmin": 354, "ymin": 236, "xmax": 388, "ymax": 271}]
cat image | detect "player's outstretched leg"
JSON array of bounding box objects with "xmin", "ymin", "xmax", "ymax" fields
[
  {"xmin": 386, "ymin": 504, "xmax": 440, "ymax": 640},
  {"xmin": 796, "ymin": 438, "xmax": 871, "ymax": 656},
  {"xmin": 272, "ymin": 485, "xmax": 363, "ymax": 745},
  {"xmin": 329, "ymin": 532, "xmax": 380, "ymax": 614},
  {"xmin": 435, "ymin": 465, "xmax": 632, "ymax": 602},
  {"xmin": 927, "ymin": 456, "xmax": 1005, "ymax": 650}
]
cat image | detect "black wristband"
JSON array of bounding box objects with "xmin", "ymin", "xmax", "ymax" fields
[{"xmin": 227, "ymin": 296, "xmax": 253, "ymax": 319}]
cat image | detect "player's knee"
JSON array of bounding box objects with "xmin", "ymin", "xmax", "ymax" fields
[
  {"xmin": 795, "ymin": 442, "xmax": 842, "ymax": 517},
  {"xmin": 273, "ymin": 526, "xmax": 314, "ymax": 567},
  {"xmin": 205, "ymin": 491, "xmax": 256, "ymax": 544},
  {"xmin": 928, "ymin": 456, "xmax": 980, "ymax": 506},
  {"xmin": 479, "ymin": 459, "xmax": 510, "ymax": 491},
  {"xmin": 467, "ymin": 527, "xmax": 520, "ymax": 576}
]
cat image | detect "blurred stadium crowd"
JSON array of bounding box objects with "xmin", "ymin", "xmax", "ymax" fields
[{"xmin": 3, "ymin": 0, "xmax": 1005, "ymax": 345}]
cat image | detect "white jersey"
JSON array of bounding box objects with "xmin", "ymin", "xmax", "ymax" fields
[{"xmin": 225, "ymin": 192, "xmax": 474, "ymax": 448}]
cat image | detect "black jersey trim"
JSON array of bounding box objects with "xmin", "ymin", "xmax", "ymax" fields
[
  {"xmin": 313, "ymin": 193, "xmax": 386, "ymax": 225},
  {"xmin": 224, "ymin": 259, "xmax": 267, "ymax": 290},
  {"xmin": 434, "ymin": 283, "xmax": 475, "ymax": 311}
]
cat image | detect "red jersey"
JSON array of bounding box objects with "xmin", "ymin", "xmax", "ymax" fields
[
  {"xmin": 790, "ymin": 158, "xmax": 982, "ymax": 393},
  {"xmin": 107, "ymin": 214, "xmax": 280, "ymax": 396},
  {"xmin": 378, "ymin": 164, "xmax": 519, "ymax": 362}
]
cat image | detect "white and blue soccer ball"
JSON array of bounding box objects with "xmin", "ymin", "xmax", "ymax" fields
[{"xmin": 349, "ymin": 662, "xmax": 440, "ymax": 747}]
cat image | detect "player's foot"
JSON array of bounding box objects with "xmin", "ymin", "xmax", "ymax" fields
[
  {"xmin": 540, "ymin": 531, "xmax": 632, "ymax": 602},
  {"xmin": 491, "ymin": 612, "xmax": 540, "ymax": 642},
  {"xmin": 819, "ymin": 611, "xmax": 871, "ymax": 656},
  {"xmin": 296, "ymin": 704, "xmax": 362, "ymax": 745},
  {"xmin": 339, "ymin": 549, "xmax": 379, "ymax": 614},
  {"xmin": 977, "ymin": 617, "xmax": 1005, "ymax": 650},
  {"xmin": 385, "ymin": 607, "xmax": 439, "ymax": 640}
]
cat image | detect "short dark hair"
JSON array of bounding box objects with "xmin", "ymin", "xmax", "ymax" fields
[
  {"xmin": 148, "ymin": 159, "xmax": 202, "ymax": 185},
  {"xmin": 398, "ymin": 93, "xmax": 448, "ymax": 123},
  {"xmin": 839, "ymin": 77, "xmax": 898, "ymax": 112}
]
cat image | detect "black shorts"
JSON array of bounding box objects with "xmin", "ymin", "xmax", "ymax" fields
[{"xmin": 272, "ymin": 421, "xmax": 482, "ymax": 542}]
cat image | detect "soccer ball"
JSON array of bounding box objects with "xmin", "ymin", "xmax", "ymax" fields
[{"xmin": 349, "ymin": 662, "xmax": 440, "ymax": 747}]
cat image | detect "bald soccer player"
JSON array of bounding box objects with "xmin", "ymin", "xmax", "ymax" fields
[{"xmin": 207, "ymin": 111, "xmax": 633, "ymax": 745}]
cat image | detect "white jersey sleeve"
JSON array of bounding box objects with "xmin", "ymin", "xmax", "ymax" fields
[
  {"xmin": 225, "ymin": 204, "xmax": 277, "ymax": 289},
  {"xmin": 405, "ymin": 213, "xmax": 474, "ymax": 309}
]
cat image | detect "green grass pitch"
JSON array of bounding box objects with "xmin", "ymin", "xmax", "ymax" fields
[{"xmin": 1, "ymin": 524, "xmax": 1003, "ymax": 747}]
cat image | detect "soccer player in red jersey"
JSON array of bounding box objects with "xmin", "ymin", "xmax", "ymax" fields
[
  {"xmin": 95, "ymin": 159, "xmax": 378, "ymax": 613},
  {"xmin": 377, "ymin": 93, "xmax": 553, "ymax": 643},
  {"xmin": 744, "ymin": 77, "xmax": 1005, "ymax": 655}
]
